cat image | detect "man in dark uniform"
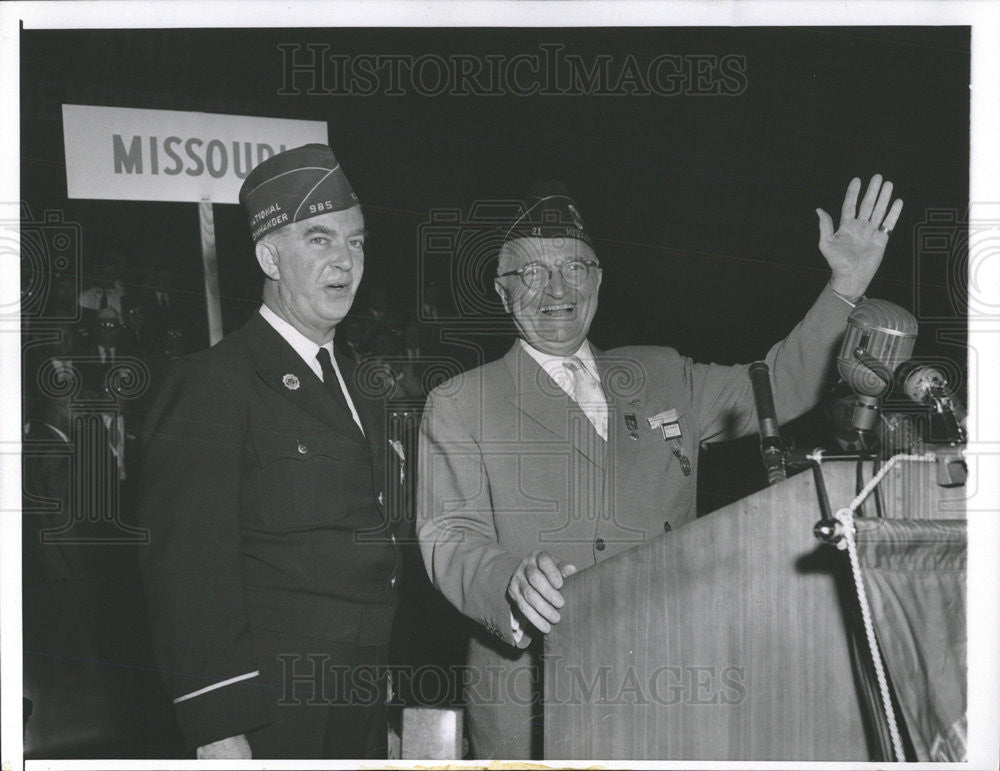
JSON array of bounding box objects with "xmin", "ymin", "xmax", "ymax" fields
[{"xmin": 138, "ymin": 145, "xmax": 403, "ymax": 759}]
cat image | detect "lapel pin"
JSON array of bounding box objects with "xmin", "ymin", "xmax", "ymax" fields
[
  {"xmin": 282, "ymin": 373, "xmax": 300, "ymax": 390},
  {"xmin": 389, "ymin": 439, "xmax": 406, "ymax": 484}
]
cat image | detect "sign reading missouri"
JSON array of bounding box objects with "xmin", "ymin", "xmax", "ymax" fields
[{"xmin": 62, "ymin": 105, "xmax": 328, "ymax": 204}]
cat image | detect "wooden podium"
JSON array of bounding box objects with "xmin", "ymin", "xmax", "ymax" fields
[{"xmin": 544, "ymin": 459, "xmax": 965, "ymax": 760}]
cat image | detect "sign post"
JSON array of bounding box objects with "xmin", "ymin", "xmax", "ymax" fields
[
  {"xmin": 198, "ymin": 197, "xmax": 223, "ymax": 346},
  {"xmin": 62, "ymin": 104, "xmax": 328, "ymax": 343}
]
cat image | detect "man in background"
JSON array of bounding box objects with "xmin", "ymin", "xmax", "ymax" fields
[{"xmin": 77, "ymin": 260, "xmax": 124, "ymax": 321}]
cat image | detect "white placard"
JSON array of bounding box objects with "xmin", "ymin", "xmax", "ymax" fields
[{"xmin": 62, "ymin": 104, "xmax": 328, "ymax": 203}]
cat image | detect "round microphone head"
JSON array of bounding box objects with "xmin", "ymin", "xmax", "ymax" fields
[
  {"xmin": 900, "ymin": 363, "xmax": 948, "ymax": 405},
  {"xmin": 836, "ymin": 299, "xmax": 918, "ymax": 397},
  {"xmin": 844, "ymin": 298, "xmax": 920, "ymax": 337}
]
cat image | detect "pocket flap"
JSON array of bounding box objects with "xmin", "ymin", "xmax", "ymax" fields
[{"xmin": 250, "ymin": 428, "xmax": 366, "ymax": 466}]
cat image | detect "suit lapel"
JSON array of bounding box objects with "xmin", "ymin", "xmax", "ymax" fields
[
  {"xmin": 596, "ymin": 348, "xmax": 645, "ymax": 501},
  {"xmin": 242, "ymin": 314, "xmax": 364, "ymax": 438},
  {"xmin": 502, "ymin": 343, "xmax": 606, "ymax": 470}
]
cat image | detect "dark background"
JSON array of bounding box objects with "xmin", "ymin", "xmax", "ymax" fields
[
  {"xmin": 20, "ymin": 25, "xmax": 971, "ymax": 502},
  {"xmin": 21, "ymin": 27, "xmax": 969, "ymax": 343},
  {"xmin": 19, "ymin": 25, "xmax": 970, "ymax": 757}
]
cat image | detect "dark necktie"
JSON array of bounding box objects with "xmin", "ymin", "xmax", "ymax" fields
[
  {"xmin": 99, "ymin": 288, "xmax": 108, "ymax": 309},
  {"xmin": 315, "ymin": 346, "xmax": 350, "ymax": 413}
]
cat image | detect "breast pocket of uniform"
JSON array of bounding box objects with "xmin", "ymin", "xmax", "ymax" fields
[{"xmin": 248, "ymin": 428, "xmax": 369, "ymax": 532}]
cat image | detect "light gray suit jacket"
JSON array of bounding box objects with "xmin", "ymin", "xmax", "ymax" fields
[{"xmin": 416, "ymin": 285, "xmax": 851, "ymax": 758}]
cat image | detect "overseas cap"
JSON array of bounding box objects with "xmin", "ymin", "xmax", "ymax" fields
[
  {"xmin": 502, "ymin": 180, "xmax": 592, "ymax": 247},
  {"xmin": 239, "ymin": 144, "xmax": 358, "ymax": 242}
]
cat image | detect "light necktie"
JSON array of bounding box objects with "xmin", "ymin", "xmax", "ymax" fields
[{"xmin": 564, "ymin": 357, "xmax": 608, "ymax": 441}]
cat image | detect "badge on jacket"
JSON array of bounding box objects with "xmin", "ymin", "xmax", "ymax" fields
[
  {"xmin": 647, "ymin": 409, "xmax": 691, "ymax": 476},
  {"xmin": 389, "ymin": 439, "xmax": 406, "ymax": 485},
  {"xmin": 647, "ymin": 409, "xmax": 681, "ymax": 439}
]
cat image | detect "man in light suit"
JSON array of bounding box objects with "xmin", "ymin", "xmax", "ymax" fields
[
  {"xmin": 139, "ymin": 145, "xmax": 404, "ymax": 759},
  {"xmin": 416, "ymin": 176, "xmax": 903, "ymax": 758}
]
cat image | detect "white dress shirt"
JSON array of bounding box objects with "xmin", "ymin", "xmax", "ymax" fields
[
  {"xmin": 519, "ymin": 338, "xmax": 601, "ymax": 397},
  {"xmin": 258, "ymin": 304, "xmax": 364, "ymax": 434},
  {"xmin": 519, "ymin": 338, "xmax": 608, "ymax": 439}
]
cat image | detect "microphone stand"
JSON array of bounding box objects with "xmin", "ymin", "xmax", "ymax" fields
[{"xmin": 749, "ymin": 361, "xmax": 787, "ymax": 485}]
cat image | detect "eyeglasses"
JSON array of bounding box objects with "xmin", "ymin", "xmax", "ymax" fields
[{"xmin": 498, "ymin": 260, "xmax": 600, "ymax": 290}]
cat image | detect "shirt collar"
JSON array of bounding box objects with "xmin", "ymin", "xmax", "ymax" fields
[
  {"xmin": 258, "ymin": 303, "xmax": 335, "ymax": 369},
  {"xmin": 519, "ymin": 338, "xmax": 599, "ymax": 382}
]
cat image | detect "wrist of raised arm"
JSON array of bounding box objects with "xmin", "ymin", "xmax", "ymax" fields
[{"xmin": 828, "ymin": 276, "xmax": 867, "ymax": 304}]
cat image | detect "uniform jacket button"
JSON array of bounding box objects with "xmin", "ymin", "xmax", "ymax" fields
[
  {"xmin": 297, "ymin": 442, "xmax": 307, "ymax": 454},
  {"xmin": 377, "ymin": 491, "xmax": 384, "ymax": 506},
  {"xmin": 595, "ymin": 537, "xmax": 606, "ymax": 551},
  {"xmin": 390, "ymin": 575, "xmax": 397, "ymax": 588},
  {"xmin": 663, "ymin": 520, "xmax": 672, "ymax": 533}
]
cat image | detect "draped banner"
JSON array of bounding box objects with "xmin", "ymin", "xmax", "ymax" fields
[{"xmin": 854, "ymin": 518, "xmax": 967, "ymax": 761}]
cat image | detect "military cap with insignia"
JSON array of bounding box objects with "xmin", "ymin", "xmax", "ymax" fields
[
  {"xmin": 239, "ymin": 143, "xmax": 359, "ymax": 242},
  {"xmin": 502, "ymin": 179, "xmax": 592, "ymax": 247}
]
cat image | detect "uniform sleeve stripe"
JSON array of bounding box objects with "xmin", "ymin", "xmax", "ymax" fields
[{"xmin": 173, "ymin": 670, "xmax": 260, "ymax": 704}]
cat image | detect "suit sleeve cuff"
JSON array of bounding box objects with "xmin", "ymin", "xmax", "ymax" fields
[
  {"xmin": 173, "ymin": 671, "xmax": 270, "ymax": 750},
  {"xmin": 510, "ymin": 611, "xmax": 523, "ymax": 644},
  {"xmin": 509, "ymin": 610, "xmax": 533, "ymax": 650},
  {"xmin": 828, "ymin": 280, "xmax": 865, "ymax": 307},
  {"xmin": 475, "ymin": 550, "xmax": 525, "ymax": 647}
]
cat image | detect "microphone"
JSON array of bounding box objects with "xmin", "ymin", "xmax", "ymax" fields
[
  {"xmin": 898, "ymin": 361, "xmax": 967, "ymax": 444},
  {"xmin": 749, "ymin": 361, "xmax": 786, "ymax": 485},
  {"xmin": 836, "ymin": 299, "xmax": 918, "ymax": 433}
]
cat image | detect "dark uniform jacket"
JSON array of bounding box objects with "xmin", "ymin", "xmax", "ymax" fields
[{"xmin": 138, "ymin": 312, "xmax": 403, "ymax": 750}]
